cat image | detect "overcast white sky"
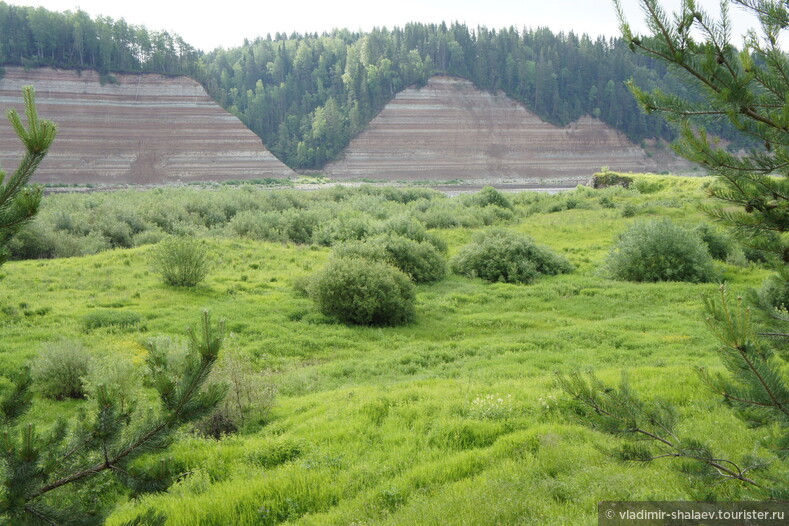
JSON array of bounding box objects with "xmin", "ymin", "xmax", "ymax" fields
[{"xmin": 8, "ymin": 1, "xmax": 760, "ymax": 51}]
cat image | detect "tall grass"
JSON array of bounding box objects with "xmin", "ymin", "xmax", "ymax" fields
[{"xmin": 0, "ymin": 174, "xmax": 776, "ymax": 525}]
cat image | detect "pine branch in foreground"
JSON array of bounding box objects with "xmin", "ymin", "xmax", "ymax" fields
[
  {"xmin": 0, "ymin": 86, "xmax": 56, "ymax": 267},
  {"xmin": 556, "ymin": 0, "xmax": 789, "ymax": 501},
  {"xmin": 0, "ymin": 311, "xmax": 227, "ymax": 525},
  {"xmin": 557, "ymin": 286, "xmax": 788, "ymax": 499},
  {"xmin": 556, "ymin": 370, "xmax": 776, "ymax": 497}
]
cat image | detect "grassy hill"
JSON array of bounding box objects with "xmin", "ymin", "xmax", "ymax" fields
[{"xmin": 0, "ymin": 175, "xmax": 774, "ymax": 524}]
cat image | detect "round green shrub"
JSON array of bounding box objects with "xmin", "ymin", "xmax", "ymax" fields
[
  {"xmin": 150, "ymin": 236, "xmax": 209, "ymax": 287},
  {"xmin": 451, "ymin": 229, "xmax": 573, "ymax": 284},
  {"xmin": 333, "ymin": 234, "xmax": 447, "ymax": 283},
  {"xmin": 31, "ymin": 340, "xmax": 91, "ymax": 400},
  {"xmin": 7, "ymin": 222, "xmax": 56, "ymax": 259},
  {"xmin": 758, "ymin": 270, "xmax": 789, "ymax": 310},
  {"xmin": 308, "ymin": 257, "xmax": 416, "ymax": 326},
  {"xmin": 605, "ymin": 219, "xmax": 718, "ymax": 283},
  {"xmin": 380, "ymin": 235, "xmax": 447, "ymax": 283},
  {"xmin": 97, "ymin": 216, "xmax": 133, "ymax": 248},
  {"xmin": 469, "ymin": 186, "xmax": 513, "ymax": 209},
  {"xmin": 281, "ymin": 209, "xmax": 324, "ymax": 244},
  {"xmin": 382, "ymin": 215, "xmax": 448, "ymax": 254},
  {"xmin": 621, "ymin": 203, "xmax": 638, "ymax": 217},
  {"xmin": 693, "ymin": 223, "xmax": 733, "ymax": 261}
]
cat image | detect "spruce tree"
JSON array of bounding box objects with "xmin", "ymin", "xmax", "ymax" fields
[
  {"xmin": 559, "ymin": 0, "xmax": 788, "ymax": 499},
  {"xmin": 0, "ymin": 86, "xmax": 56, "ymax": 266}
]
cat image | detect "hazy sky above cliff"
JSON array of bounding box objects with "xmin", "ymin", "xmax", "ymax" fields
[{"xmin": 15, "ymin": 1, "xmax": 758, "ymax": 51}]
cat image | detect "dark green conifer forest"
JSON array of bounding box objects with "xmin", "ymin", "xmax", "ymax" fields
[{"xmin": 0, "ymin": 1, "xmax": 746, "ymax": 169}]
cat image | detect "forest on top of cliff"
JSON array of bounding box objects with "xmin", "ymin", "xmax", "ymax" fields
[{"xmin": 0, "ymin": 1, "xmax": 746, "ymax": 169}]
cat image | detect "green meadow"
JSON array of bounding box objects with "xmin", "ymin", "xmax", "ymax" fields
[{"xmin": 0, "ymin": 175, "xmax": 774, "ymax": 524}]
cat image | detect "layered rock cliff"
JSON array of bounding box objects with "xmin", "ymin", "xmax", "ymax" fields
[
  {"xmin": 0, "ymin": 67, "xmax": 294, "ymax": 184},
  {"xmin": 326, "ymin": 76, "xmax": 693, "ymax": 182}
]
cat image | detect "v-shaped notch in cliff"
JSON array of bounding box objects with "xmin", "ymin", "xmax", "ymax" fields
[
  {"xmin": 0, "ymin": 67, "xmax": 295, "ymax": 185},
  {"xmin": 326, "ymin": 76, "xmax": 690, "ymax": 182}
]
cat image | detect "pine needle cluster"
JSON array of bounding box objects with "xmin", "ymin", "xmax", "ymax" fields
[{"xmin": 0, "ymin": 86, "xmax": 56, "ymax": 266}]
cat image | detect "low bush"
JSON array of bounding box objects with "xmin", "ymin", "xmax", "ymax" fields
[
  {"xmin": 758, "ymin": 268, "xmax": 789, "ymax": 311},
  {"xmin": 546, "ymin": 197, "xmax": 579, "ymax": 213},
  {"xmin": 133, "ymin": 228, "xmax": 167, "ymax": 247},
  {"xmin": 738, "ymin": 232, "xmax": 780, "ymax": 264},
  {"xmin": 312, "ymin": 211, "xmax": 378, "ymax": 246},
  {"xmin": 97, "ymin": 216, "xmax": 134, "ymax": 248},
  {"xmin": 228, "ymin": 210, "xmax": 286, "ymax": 242},
  {"xmin": 599, "ymin": 196, "xmax": 616, "ymax": 209},
  {"xmin": 419, "ymin": 207, "xmax": 460, "ymax": 229},
  {"xmin": 291, "ymin": 274, "xmax": 313, "ymax": 297},
  {"xmin": 693, "ymin": 223, "xmax": 733, "ymax": 261},
  {"xmin": 7, "ymin": 223, "xmax": 55, "ymax": 259},
  {"xmin": 308, "ymin": 257, "xmax": 416, "ymax": 326},
  {"xmin": 31, "ymin": 340, "xmax": 91, "ymax": 400},
  {"xmin": 195, "ymin": 347, "xmax": 277, "ymax": 438},
  {"xmin": 346, "ymin": 194, "xmax": 397, "ymax": 220},
  {"xmin": 382, "ymin": 215, "xmax": 447, "ymax": 254},
  {"xmin": 379, "ymin": 235, "xmax": 447, "ymax": 283},
  {"xmin": 334, "ymin": 234, "xmax": 447, "ymax": 283},
  {"xmin": 83, "ymin": 309, "xmax": 143, "ymax": 331},
  {"xmin": 83, "ymin": 354, "xmax": 141, "ymax": 416},
  {"xmin": 605, "ymin": 219, "xmax": 718, "ymax": 283},
  {"xmin": 632, "ymin": 177, "xmax": 665, "ymax": 194},
  {"xmin": 332, "ymin": 239, "xmax": 388, "ymax": 262},
  {"xmin": 466, "ymin": 205, "xmax": 516, "ymax": 226},
  {"xmin": 150, "ymin": 236, "xmax": 209, "ymax": 287},
  {"xmin": 281, "ymin": 209, "xmax": 325, "ymax": 244},
  {"xmin": 468, "ymin": 186, "xmax": 513, "ymax": 209},
  {"xmin": 451, "ymin": 229, "xmax": 573, "ymax": 284},
  {"xmin": 52, "ymin": 210, "xmax": 75, "ymax": 232},
  {"xmin": 742, "ymin": 244, "xmax": 772, "ymax": 264},
  {"xmin": 184, "ymin": 196, "xmax": 227, "ymax": 228},
  {"xmin": 621, "ymin": 203, "xmax": 638, "ymax": 217}
]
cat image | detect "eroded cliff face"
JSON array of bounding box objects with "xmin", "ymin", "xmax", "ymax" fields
[
  {"xmin": 326, "ymin": 76, "xmax": 693, "ymax": 182},
  {"xmin": 0, "ymin": 67, "xmax": 294, "ymax": 184}
]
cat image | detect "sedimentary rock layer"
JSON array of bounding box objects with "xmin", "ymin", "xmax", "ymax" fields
[
  {"xmin": 0, "ymin": 67, "xmax": 294, "ymax": 184},
  {"xmin": 326, "ymin": 76, "xmax": 690, "ymax": 182}
]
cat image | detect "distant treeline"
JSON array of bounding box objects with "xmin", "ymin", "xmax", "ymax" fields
[
  {"xmin": 0, "ymin": 2, "xmax": 744, "ymax": 169},
  {"xmin": 0, "ymin": 1, "xmax": 201, "ymax": 76}
]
